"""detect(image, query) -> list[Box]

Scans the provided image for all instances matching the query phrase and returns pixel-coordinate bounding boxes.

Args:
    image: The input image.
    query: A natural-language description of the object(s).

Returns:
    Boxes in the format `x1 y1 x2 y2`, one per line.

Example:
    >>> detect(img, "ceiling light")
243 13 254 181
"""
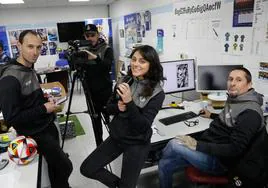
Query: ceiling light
69 0 89 1
0 0 24 4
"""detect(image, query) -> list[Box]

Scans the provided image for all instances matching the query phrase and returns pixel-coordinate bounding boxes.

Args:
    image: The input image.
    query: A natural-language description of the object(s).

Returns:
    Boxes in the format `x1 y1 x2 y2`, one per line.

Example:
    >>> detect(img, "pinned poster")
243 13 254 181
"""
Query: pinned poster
157 29 164 53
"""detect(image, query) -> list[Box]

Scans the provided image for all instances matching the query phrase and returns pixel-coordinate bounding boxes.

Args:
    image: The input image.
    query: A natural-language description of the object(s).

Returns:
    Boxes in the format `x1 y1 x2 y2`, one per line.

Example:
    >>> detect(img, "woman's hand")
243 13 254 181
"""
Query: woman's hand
116 83 132 104
118 100 126 112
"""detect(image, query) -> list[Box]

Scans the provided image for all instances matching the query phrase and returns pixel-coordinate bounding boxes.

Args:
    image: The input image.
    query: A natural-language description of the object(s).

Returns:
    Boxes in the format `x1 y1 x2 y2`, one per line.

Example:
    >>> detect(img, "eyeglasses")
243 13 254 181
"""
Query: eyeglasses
184 119 199 127
85 33 96 38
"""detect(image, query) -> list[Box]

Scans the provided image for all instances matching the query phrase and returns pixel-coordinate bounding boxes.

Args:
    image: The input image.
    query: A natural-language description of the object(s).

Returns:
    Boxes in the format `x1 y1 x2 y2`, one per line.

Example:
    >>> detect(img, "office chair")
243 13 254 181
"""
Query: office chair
185 126 268 188
185 166 228 188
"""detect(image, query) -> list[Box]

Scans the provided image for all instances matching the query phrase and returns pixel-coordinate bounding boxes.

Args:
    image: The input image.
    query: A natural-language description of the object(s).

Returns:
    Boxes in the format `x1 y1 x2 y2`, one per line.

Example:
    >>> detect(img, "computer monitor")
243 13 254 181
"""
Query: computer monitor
57 21 85 42
161 59 195 94
196 64 243 99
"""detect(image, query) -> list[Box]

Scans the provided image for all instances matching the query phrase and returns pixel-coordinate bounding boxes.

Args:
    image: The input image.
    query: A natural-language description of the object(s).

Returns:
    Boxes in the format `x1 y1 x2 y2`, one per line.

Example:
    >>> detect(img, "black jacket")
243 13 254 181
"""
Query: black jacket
84 38 113 103
0 60 54 135
107 79 165 145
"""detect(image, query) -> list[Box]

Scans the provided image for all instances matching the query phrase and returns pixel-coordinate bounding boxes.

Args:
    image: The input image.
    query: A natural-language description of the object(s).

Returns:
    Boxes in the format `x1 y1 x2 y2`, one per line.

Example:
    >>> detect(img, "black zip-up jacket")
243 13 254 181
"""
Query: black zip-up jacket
84 38 113 101
107 81 165 145
0 60 54 135
197 110 262 166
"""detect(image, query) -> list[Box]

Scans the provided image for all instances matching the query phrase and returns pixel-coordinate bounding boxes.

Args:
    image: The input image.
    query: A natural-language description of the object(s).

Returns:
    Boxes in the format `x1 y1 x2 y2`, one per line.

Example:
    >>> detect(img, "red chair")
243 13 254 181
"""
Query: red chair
185 166 229 188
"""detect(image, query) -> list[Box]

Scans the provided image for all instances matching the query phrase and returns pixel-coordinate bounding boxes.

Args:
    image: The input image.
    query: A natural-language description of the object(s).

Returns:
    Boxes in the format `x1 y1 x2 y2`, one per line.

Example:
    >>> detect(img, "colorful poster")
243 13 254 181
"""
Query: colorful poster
233 0 255 27
124 11 152 49
0 26 11 57
124 13 138 49
48 28 58 41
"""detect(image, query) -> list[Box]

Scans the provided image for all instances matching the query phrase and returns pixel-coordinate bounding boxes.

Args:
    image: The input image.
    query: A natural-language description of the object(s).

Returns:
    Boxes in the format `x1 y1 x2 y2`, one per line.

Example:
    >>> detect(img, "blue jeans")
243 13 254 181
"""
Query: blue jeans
158 139 227 188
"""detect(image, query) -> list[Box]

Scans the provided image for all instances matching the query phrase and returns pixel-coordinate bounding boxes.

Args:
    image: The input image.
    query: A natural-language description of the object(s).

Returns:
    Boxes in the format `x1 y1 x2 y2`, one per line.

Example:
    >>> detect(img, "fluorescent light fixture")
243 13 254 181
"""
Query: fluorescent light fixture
69 0 89 1
0 0 24 4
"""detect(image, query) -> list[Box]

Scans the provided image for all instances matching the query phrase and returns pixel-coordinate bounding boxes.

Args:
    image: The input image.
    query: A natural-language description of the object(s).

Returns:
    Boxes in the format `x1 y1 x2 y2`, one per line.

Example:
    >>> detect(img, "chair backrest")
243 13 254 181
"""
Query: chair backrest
228 127 268 186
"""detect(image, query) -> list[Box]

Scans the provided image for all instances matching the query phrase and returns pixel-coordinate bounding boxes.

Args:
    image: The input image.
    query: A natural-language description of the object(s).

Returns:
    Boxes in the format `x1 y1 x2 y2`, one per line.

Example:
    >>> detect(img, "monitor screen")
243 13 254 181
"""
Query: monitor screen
196 65 243 92
57 21 85 42
161 59 195 94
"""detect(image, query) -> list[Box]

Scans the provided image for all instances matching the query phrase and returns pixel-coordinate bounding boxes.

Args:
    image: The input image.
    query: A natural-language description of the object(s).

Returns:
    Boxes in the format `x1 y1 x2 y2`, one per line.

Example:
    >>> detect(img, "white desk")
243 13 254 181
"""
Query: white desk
151 101 215 144
0 152 39 188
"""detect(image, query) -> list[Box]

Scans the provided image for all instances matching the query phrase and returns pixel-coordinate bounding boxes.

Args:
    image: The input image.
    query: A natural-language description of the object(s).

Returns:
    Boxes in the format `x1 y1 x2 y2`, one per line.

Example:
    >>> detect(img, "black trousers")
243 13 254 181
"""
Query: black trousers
80 137 150 188
31 124 73 188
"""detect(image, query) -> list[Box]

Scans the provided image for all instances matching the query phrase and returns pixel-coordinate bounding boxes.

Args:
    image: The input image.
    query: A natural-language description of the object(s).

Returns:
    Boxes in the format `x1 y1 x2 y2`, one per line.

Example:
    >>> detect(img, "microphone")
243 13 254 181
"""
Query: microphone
115 75 134 100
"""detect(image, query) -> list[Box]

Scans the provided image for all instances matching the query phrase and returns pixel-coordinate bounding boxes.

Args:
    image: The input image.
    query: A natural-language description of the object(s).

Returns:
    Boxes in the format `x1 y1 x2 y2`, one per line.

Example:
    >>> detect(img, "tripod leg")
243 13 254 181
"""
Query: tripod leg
61 72 78 149
79 73 105 147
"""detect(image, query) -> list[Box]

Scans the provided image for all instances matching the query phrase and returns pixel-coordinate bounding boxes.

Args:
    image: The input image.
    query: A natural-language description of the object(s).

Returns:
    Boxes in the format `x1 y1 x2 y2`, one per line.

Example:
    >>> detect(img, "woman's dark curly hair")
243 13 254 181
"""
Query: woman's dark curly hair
128 45 165 97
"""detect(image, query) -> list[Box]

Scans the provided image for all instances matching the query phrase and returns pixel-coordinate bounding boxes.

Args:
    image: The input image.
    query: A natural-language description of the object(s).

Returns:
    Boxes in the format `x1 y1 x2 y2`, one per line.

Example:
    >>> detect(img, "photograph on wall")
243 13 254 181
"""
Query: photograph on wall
85 18 113 47
40 42 48 56
48 28 58 41
259 71 268 80
124 10 151 49
0 26 11 58
124 13 138 49
49 41 57 55
8 30 20 45
259 62 268 80
144 10 151 31
260 62 268 71
177 64 189 88
11 44 19 58
37 28 48 41
233 0 255 27
8 29 25 58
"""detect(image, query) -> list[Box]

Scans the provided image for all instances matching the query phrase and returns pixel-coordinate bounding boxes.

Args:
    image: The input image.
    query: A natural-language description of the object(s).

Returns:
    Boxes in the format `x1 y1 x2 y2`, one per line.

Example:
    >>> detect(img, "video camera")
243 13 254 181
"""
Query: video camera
65 40 92 70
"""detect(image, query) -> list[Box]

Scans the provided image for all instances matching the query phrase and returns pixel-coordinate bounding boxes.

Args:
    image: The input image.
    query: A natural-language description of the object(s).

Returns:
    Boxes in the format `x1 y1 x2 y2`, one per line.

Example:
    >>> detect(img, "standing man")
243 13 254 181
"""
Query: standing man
82 24 114 146
0 42 11 64
0 30 73 188
159 67 267 188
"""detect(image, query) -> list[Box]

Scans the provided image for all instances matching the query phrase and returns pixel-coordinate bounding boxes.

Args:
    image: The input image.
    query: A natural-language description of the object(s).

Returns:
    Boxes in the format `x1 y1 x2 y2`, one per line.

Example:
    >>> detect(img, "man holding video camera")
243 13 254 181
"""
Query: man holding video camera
81 24 114 146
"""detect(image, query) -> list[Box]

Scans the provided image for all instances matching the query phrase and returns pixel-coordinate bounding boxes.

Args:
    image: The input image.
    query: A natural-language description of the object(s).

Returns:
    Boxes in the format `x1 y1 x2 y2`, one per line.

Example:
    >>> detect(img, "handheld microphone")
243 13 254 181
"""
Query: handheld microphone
115 75 134 100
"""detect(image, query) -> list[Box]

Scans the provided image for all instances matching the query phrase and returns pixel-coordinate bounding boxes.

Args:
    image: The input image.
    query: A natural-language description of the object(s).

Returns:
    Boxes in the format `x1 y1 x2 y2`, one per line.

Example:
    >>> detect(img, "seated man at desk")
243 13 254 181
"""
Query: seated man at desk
0 30 72 188
158 67 267 188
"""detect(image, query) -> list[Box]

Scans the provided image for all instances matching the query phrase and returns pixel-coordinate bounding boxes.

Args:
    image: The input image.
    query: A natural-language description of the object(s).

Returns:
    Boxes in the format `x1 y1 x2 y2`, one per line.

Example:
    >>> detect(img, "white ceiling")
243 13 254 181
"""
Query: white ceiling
0 0 115 9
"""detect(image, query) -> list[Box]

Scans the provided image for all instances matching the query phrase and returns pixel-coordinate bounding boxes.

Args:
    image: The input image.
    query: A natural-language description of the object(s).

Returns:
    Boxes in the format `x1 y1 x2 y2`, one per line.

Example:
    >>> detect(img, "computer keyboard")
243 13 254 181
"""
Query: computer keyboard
159 111 198 126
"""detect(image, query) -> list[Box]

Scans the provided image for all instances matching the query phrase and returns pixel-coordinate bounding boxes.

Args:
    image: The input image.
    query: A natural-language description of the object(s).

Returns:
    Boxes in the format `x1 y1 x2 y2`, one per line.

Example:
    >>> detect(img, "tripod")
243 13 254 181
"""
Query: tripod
61 66 108 149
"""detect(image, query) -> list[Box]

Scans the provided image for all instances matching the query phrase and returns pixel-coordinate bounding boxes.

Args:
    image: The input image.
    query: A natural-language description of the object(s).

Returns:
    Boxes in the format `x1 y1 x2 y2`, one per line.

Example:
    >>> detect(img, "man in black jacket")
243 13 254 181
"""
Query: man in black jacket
81 24 114 146
0 30 72 188
158 67 266 188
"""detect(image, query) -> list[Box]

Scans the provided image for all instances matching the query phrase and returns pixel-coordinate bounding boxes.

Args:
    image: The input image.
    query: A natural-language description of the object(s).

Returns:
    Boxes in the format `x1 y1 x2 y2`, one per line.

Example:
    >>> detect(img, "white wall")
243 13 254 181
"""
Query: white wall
1 5 108 68
0 6 108 25
110 0 268 96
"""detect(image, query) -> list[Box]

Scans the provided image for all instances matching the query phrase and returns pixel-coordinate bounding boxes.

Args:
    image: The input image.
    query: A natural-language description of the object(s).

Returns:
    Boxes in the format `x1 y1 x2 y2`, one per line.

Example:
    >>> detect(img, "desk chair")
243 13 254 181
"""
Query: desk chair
185 126 268 188
185 166 228 188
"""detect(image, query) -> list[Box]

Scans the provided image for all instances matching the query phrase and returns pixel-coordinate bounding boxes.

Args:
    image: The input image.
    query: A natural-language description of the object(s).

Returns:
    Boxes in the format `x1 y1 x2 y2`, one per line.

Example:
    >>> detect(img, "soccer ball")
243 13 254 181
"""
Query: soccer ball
8 136 38 165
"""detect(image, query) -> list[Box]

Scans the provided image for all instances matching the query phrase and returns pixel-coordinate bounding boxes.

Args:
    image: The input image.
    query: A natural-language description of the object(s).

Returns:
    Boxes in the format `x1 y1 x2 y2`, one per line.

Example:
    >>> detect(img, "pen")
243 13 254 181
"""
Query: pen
213 28 218 37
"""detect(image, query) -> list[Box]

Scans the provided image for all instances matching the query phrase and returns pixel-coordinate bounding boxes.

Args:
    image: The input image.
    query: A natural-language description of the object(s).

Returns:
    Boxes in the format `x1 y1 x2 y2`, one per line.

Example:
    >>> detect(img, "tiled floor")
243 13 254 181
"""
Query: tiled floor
58 87 188 188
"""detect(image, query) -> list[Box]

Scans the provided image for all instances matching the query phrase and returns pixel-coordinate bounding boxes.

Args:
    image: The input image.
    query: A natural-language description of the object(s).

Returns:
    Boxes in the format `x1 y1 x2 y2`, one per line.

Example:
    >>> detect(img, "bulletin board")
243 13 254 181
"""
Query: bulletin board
114 0 268 94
